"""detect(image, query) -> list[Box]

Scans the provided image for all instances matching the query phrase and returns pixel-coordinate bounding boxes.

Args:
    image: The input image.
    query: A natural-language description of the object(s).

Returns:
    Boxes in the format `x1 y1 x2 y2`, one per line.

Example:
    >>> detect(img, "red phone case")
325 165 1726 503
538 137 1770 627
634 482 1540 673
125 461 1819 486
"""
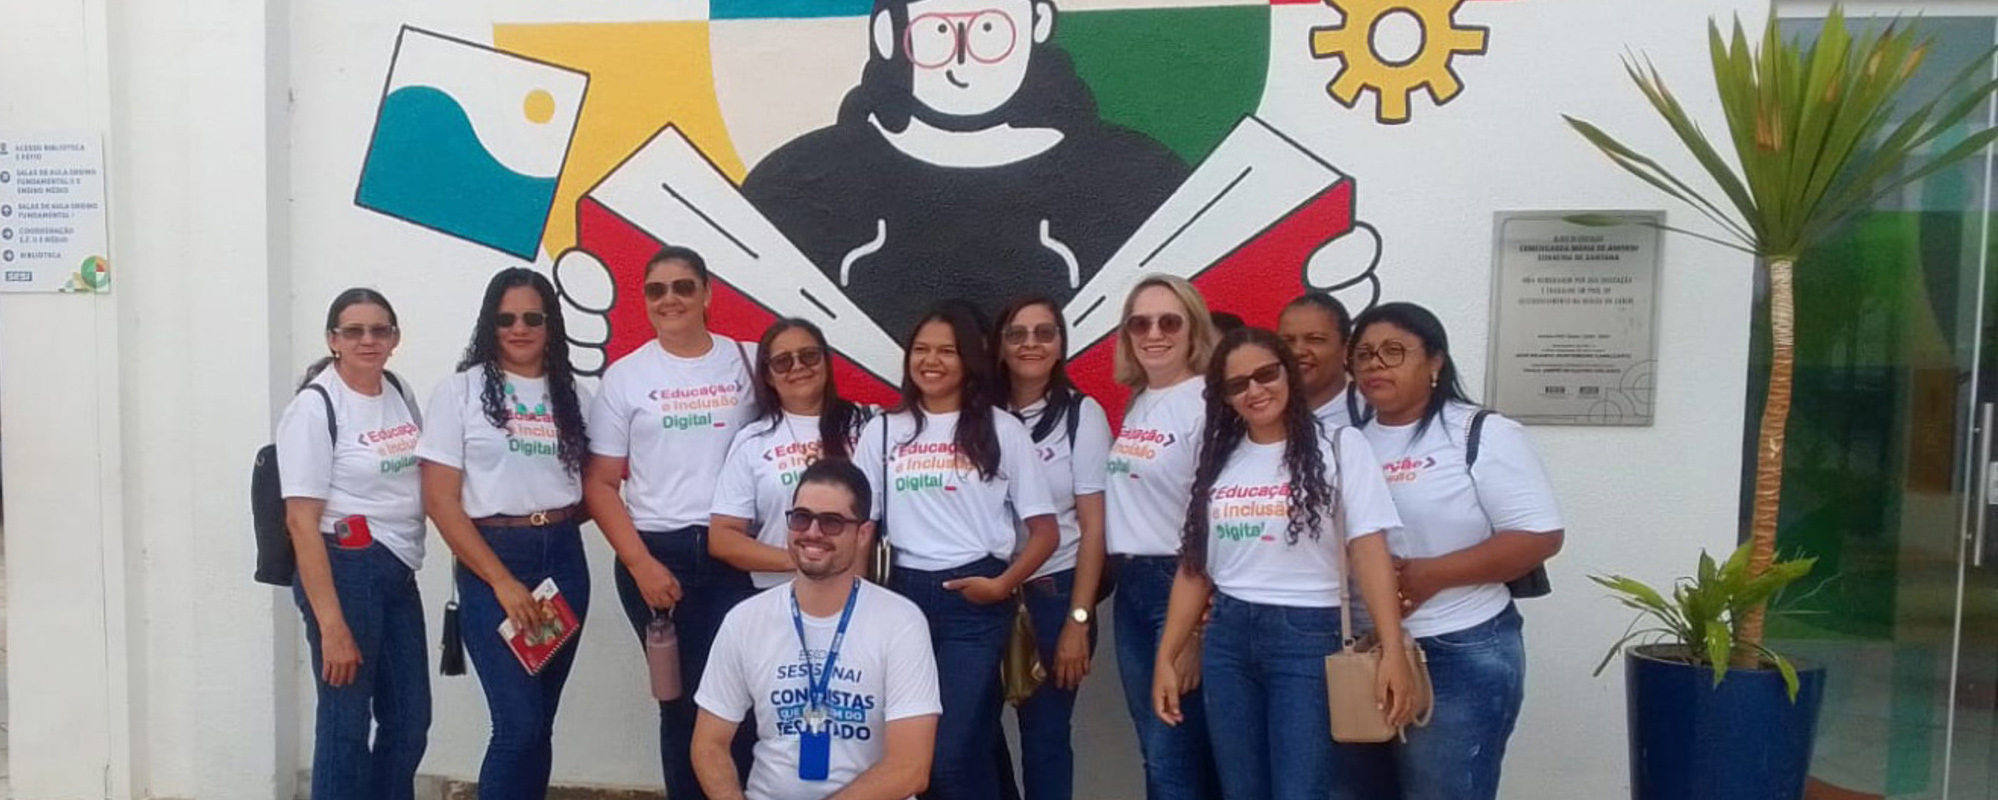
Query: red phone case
335 515 373 548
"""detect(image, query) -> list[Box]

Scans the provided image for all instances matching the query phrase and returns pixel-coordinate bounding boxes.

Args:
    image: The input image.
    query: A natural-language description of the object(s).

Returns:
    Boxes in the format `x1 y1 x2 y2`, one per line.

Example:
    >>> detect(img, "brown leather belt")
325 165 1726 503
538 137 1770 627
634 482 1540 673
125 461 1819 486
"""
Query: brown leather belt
475 504 586 528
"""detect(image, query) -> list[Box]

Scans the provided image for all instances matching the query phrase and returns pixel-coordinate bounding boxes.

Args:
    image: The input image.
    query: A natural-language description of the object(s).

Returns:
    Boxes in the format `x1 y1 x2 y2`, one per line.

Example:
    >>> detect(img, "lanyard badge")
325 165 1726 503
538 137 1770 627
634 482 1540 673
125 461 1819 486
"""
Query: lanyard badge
791 579 860 782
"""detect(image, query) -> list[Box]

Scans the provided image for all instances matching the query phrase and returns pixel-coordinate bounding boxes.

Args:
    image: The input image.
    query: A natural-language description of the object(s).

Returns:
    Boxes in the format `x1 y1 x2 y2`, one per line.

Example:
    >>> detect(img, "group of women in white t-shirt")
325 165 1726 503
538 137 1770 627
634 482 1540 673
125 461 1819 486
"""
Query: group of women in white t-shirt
275 248 1564 800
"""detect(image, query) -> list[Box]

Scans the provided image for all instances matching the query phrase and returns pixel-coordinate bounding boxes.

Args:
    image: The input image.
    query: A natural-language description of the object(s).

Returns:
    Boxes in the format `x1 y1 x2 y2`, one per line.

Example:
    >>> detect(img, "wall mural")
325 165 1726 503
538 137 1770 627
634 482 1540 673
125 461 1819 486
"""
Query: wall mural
350 0 1505 415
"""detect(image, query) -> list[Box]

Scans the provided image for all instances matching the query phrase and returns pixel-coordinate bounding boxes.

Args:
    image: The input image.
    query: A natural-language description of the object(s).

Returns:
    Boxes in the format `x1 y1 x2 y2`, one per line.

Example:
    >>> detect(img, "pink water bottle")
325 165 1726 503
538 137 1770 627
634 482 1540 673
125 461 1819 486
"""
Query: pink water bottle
647 614 683 702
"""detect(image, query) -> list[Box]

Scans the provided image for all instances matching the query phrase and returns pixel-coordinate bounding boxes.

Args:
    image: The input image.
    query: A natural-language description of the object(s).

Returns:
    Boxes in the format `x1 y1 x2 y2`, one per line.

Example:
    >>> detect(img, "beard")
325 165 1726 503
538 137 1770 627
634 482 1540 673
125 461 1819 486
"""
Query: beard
795 548 856 580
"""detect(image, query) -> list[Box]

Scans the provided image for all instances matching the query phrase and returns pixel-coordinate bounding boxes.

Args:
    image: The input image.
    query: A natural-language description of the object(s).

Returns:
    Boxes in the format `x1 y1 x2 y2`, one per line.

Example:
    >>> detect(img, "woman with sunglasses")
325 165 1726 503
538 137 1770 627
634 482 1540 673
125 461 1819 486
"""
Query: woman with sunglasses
417 269 591 800
990 296 1112 800
1104 275 1223 800
855 302 1062 800
1151 327 1412 800
1346 302 1564 800
710 318 870 588
276 288 428 800
584 246 761 799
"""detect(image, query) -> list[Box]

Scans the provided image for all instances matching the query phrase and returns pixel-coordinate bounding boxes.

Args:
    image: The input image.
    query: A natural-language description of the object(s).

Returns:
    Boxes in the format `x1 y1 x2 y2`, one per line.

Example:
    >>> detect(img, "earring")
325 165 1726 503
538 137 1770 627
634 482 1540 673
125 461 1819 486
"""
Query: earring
1429 374 1438 389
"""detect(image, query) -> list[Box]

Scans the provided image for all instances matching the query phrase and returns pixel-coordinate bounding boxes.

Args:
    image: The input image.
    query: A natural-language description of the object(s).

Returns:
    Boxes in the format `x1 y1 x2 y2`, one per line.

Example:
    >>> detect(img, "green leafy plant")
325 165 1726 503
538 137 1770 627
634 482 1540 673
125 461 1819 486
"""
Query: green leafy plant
1592 542 1817 699
1564 6 1998 667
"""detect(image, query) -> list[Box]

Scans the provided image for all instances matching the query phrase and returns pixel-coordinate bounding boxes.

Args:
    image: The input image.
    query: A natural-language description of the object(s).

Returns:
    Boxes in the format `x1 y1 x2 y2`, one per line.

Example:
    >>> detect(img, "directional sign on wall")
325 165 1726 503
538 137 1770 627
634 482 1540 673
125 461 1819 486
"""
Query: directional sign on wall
0 130 110 294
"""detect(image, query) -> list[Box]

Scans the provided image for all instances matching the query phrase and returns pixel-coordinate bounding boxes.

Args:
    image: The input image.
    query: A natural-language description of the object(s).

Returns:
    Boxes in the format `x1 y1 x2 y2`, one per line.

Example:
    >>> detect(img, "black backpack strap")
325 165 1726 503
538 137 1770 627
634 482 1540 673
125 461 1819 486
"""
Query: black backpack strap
383 371 422 426
302 384 337 442
1467 409 1492 467
1064 392 1084 446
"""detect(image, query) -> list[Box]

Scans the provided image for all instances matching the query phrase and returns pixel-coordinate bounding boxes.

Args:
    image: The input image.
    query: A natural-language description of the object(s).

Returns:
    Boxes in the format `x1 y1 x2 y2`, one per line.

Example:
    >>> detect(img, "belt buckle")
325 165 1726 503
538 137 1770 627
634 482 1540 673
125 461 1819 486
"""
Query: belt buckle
529 510 550 526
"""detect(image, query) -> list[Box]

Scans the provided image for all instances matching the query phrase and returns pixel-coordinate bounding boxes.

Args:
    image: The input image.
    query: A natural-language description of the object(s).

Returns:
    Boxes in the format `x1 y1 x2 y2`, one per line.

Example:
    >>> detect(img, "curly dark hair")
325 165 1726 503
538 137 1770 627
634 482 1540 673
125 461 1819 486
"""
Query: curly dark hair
895 301 1002 480
456 268 590 476
1179 327 1339 578
750 318 865 461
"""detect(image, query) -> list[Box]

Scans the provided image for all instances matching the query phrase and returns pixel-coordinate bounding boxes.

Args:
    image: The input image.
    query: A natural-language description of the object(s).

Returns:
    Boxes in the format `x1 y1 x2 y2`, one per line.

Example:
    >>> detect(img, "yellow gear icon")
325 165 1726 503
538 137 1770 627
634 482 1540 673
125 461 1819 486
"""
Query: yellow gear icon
1310 0 1490 125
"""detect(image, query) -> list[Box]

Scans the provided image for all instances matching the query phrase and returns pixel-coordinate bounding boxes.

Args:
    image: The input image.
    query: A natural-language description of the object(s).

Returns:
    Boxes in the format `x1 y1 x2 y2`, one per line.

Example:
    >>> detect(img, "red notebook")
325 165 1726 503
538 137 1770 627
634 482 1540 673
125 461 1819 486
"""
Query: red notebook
497 578 581 676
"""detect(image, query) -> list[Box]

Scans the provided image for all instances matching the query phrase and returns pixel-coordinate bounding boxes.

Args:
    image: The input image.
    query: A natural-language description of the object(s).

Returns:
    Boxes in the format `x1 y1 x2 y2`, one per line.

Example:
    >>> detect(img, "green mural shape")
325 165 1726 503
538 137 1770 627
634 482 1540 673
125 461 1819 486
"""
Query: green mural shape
1056 5 1269 165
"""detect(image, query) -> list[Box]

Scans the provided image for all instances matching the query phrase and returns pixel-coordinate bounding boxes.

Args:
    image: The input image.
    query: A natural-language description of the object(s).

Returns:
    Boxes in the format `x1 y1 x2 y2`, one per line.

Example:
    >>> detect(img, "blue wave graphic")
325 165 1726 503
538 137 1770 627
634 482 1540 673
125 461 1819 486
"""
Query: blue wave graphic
357 85 557 259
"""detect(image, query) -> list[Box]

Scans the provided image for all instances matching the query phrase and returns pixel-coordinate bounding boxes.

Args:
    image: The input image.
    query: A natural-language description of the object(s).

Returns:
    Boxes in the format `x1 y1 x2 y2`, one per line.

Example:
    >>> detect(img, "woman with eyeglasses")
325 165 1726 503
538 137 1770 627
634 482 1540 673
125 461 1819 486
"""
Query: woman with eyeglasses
1150 327 1412 800
276 288 428 800
989 296 1112 800
1104 275 1223 800
855 302 1062 800
709 318 870 588
416 269 591 800
584 246 762 799
1345 302 1564 800
1278 292 1358 428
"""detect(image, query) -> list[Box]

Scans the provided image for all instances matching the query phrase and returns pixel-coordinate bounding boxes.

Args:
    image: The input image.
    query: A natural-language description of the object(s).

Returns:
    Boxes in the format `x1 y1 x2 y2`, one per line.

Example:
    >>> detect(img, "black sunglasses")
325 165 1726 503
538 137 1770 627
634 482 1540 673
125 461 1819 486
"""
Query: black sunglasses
643 279 701 301
786 508 863 536
1002 323 1060 346
769 347 825 374
1222 363 1285 397
495 311 547 329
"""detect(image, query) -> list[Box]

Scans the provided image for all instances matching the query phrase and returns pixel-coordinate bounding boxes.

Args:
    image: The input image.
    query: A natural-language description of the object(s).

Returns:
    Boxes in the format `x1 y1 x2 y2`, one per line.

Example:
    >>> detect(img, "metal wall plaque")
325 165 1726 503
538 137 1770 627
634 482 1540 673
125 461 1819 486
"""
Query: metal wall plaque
1486 211 1662 426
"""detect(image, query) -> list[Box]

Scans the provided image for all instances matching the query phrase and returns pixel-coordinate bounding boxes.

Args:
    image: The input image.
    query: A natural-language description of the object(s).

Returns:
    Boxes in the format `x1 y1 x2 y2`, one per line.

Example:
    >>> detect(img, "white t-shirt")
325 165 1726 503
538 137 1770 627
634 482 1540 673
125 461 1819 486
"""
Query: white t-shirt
1361 402 1564 638
416 369 591 519
276 370 427 570
1009 395 1112 579
1105 377 1206 557
697 581 942 800
587 336 760 531
712 411 867 589
855 408 1057 571
1314 386 1355 429
1204 426 1402 608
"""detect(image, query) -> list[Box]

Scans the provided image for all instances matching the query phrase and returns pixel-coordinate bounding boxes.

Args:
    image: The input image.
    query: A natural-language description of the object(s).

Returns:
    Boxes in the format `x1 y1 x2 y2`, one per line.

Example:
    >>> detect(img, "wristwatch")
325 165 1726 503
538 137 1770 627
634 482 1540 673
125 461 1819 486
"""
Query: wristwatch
1069 606 1092 625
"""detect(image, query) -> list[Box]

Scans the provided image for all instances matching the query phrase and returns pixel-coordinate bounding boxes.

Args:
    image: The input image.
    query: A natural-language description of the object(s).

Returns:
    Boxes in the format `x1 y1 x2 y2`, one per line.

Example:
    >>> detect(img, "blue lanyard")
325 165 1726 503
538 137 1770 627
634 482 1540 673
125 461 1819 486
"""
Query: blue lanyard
790 578 861 718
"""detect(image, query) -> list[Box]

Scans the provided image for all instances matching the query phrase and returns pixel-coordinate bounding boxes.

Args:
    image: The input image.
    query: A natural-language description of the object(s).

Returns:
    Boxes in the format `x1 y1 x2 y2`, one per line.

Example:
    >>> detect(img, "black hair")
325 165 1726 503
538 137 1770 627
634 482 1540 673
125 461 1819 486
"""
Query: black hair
751 318 864 462
455 268 591 476
300 287 400 389
1210 311 1245 334
840 0 1097 135
992 295 1079 442
1179 327 1338 578
646 246 710 285
896 302 1003 480
797 458 875 521
1349 301 1472 440
1284 291 1352 343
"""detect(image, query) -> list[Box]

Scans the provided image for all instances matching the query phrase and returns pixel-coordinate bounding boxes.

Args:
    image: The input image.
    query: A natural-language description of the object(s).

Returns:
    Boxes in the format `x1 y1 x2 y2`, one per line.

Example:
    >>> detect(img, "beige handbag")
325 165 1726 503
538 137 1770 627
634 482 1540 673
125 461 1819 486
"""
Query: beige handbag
1324 434 1435 743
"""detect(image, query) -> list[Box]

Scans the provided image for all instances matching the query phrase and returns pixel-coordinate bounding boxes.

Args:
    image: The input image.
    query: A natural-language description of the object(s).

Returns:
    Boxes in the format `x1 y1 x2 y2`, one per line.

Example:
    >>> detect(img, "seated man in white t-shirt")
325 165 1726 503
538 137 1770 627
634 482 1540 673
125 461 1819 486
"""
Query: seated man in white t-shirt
693 459 941 800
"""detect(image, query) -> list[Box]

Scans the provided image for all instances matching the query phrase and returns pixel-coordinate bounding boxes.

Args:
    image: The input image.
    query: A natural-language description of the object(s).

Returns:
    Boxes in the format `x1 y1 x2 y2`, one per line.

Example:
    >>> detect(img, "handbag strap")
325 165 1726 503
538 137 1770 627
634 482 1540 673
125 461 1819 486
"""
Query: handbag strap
878 415 890 543
1328 428 1359 649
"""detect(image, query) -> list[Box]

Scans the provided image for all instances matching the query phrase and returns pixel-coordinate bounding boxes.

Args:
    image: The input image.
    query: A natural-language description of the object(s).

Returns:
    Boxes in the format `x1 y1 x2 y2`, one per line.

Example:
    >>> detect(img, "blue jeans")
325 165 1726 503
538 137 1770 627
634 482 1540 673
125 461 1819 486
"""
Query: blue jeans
891 557 1012 800
996 569 1098 800
294 538 432 800
458 520 591 800
1111 556 1220 800
1338 604 1526 800
614 527 756 800
1201 594 1357 800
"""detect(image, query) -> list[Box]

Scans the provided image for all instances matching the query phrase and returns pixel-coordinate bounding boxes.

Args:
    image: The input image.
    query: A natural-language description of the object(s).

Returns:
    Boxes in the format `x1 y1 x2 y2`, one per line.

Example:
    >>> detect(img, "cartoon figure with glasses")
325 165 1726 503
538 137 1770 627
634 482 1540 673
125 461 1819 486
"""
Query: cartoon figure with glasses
738 0 1189 346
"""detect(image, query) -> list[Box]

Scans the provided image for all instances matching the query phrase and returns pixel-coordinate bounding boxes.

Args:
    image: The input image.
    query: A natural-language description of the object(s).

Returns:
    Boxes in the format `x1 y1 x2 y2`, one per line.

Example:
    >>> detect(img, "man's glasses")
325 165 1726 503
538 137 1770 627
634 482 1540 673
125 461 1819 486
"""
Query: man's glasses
1222 363 1284 397
1002 323 1059 346
643 279 701 301
1351 342 1411 369
333 324 398 341
1123 313 1185 337
769 348 825 375
495 312 546 329
786 509 863 536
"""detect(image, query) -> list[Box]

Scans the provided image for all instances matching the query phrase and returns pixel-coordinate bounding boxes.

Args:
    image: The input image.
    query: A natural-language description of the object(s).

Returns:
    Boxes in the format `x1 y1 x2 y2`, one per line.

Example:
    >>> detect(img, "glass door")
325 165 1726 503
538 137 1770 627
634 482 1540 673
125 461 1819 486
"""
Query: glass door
1768 10 1998 798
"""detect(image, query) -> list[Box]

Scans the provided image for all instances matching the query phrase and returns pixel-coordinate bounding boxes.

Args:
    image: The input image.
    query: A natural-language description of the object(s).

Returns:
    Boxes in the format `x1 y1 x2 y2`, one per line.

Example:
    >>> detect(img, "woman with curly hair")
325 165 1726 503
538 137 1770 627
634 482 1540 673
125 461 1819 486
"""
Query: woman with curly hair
417 268 593 800
1150 327 1413 800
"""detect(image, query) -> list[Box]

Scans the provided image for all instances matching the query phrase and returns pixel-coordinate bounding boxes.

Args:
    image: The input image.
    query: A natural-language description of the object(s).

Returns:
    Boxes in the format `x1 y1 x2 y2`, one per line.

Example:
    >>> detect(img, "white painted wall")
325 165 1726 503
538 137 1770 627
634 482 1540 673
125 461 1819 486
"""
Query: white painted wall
0 0 1761 797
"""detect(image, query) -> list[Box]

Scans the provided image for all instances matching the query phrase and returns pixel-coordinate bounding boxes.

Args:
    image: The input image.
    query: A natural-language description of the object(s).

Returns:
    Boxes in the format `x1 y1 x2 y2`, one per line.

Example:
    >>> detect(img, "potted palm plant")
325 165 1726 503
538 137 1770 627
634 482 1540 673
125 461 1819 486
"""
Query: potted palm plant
1565 6 1998 799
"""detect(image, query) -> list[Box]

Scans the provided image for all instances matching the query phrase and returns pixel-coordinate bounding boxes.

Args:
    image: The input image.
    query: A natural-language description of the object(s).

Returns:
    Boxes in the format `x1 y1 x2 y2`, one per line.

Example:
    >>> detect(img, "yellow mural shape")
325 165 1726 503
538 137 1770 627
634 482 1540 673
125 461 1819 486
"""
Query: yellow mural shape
493 22 746 258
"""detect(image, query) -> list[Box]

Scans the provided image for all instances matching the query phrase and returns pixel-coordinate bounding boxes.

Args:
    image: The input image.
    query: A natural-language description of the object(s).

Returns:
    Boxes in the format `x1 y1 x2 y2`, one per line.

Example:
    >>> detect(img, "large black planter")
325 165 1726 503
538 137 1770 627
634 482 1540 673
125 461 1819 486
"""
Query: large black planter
1625 644 1827 800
